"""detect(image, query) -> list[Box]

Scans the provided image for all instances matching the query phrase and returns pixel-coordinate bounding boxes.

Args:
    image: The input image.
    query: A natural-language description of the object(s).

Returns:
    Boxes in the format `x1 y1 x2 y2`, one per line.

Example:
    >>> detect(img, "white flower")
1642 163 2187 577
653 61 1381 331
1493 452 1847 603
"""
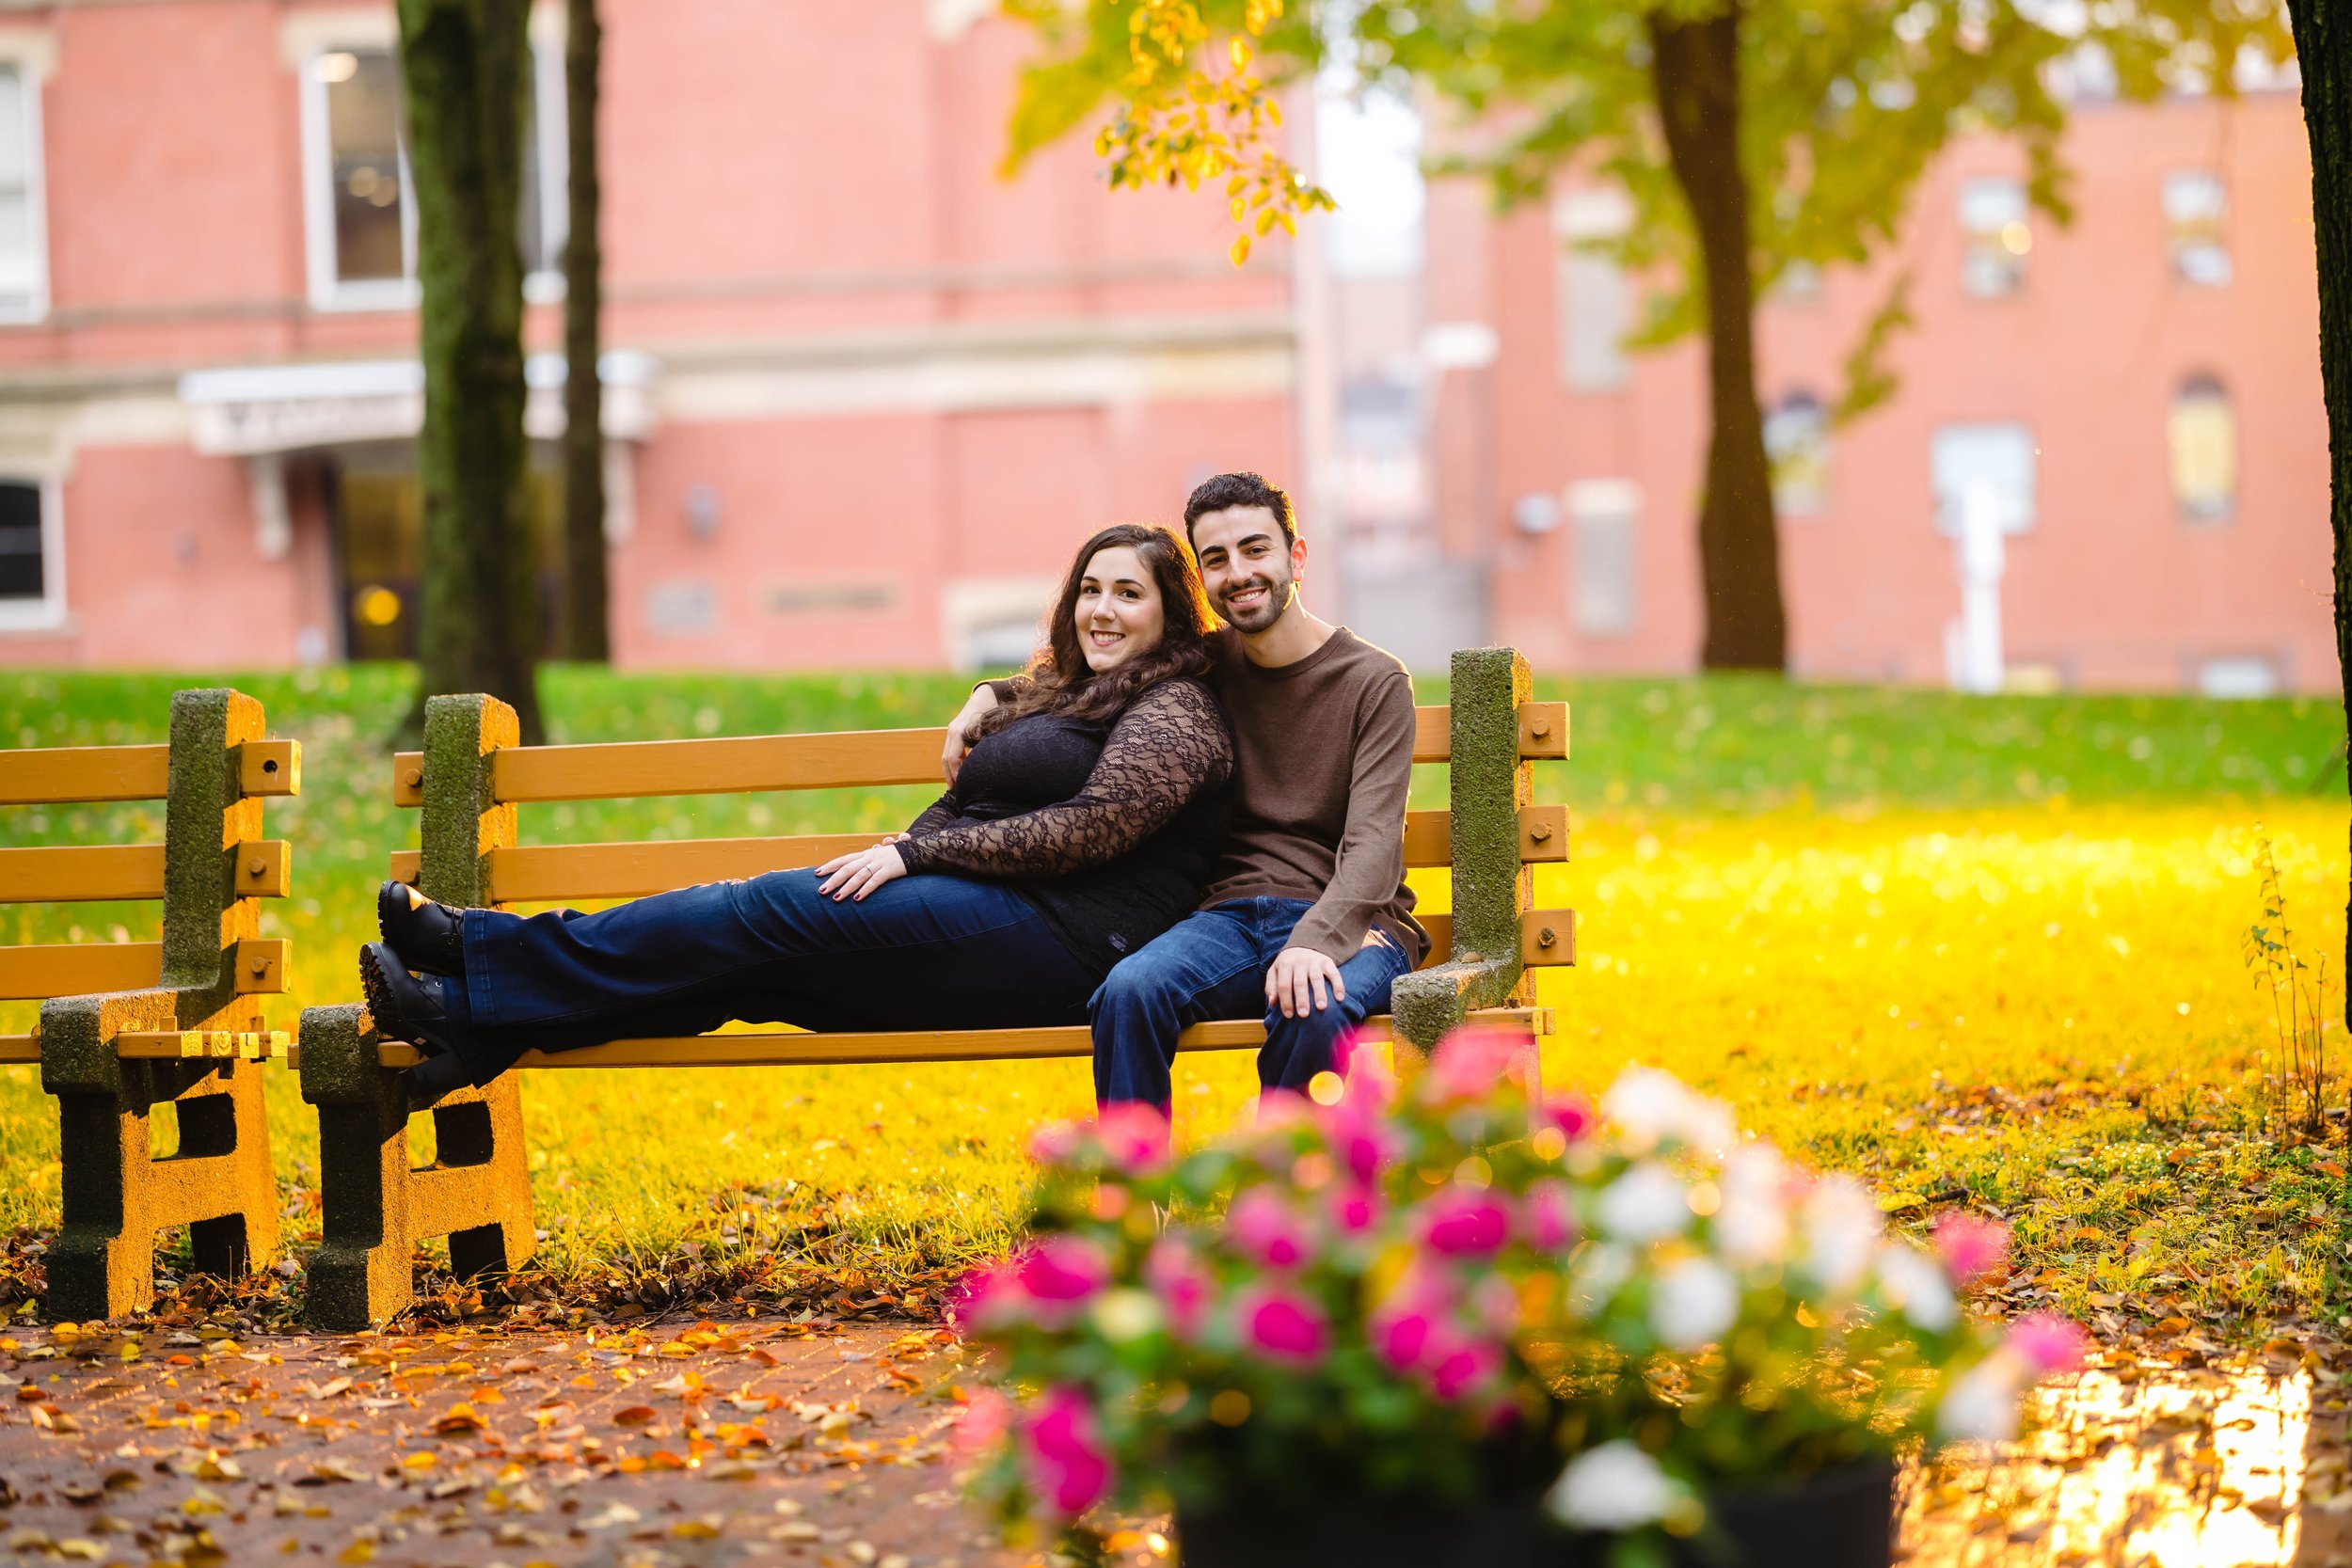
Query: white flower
1601 1068 1735 1157
1935 1354 2024 1443
1876 1243 1958 1332
1651 1257 1740 1350
1546 1440 1679 1531
1798 1175 1883 1293
1597 1162 1692 1242
1713 1147 1792 1267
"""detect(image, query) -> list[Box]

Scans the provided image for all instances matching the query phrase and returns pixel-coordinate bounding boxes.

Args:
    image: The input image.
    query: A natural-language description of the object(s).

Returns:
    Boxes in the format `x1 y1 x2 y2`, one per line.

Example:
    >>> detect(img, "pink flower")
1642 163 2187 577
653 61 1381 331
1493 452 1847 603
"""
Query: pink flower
1329 1026 1368 1081
1425 1334 1503 1402
1329 1184 1381 1236
1540 1093 1596 1142
1422 1022 1536 1104
1013 1234 1107 1325
949 1386 1013 1461
1143 1237 1216 1338
1318 1101 1397 1187
1230 1187 1316 1270
1522 1180 1578 1251
1369 1271 1453 1371
1932 1212 2010 1287
1028 1120 1085 1165
948 1261 1017 1332
1023 1386 1113 1516
1094 1101 1172 1172
1236 1285 1329 1366
1419 1188 1512 1258
2007 1312 2090 1376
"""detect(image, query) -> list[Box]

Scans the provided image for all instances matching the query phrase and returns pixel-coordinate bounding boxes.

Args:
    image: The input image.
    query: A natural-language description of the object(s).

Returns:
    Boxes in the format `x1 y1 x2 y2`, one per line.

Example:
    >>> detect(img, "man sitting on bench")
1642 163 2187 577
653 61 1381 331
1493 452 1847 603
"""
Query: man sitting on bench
946 472 1424 1114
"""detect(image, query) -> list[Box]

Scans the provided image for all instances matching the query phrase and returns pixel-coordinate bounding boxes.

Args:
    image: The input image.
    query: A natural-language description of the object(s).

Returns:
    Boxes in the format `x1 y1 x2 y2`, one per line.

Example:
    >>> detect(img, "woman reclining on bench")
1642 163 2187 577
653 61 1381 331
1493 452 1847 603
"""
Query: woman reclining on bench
360 521 1235 1102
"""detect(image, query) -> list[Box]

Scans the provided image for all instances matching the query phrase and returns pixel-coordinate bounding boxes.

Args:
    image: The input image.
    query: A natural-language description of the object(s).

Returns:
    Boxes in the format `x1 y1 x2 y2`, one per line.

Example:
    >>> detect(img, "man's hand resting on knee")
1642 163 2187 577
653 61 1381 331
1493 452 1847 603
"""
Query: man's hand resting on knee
1266 946 1345 1020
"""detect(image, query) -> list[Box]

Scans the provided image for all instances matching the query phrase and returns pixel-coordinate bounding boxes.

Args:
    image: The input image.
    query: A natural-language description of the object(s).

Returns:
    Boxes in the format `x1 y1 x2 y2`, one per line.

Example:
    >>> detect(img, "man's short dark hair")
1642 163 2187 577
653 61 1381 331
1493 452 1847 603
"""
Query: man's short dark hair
1184 471 1296 547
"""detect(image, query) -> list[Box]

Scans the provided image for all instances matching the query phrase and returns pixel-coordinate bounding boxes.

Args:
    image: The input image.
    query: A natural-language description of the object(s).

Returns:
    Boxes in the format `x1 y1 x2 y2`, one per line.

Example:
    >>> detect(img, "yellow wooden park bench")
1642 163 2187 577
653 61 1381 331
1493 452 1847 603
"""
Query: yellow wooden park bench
294 647 1572 1328
0 690 299 1319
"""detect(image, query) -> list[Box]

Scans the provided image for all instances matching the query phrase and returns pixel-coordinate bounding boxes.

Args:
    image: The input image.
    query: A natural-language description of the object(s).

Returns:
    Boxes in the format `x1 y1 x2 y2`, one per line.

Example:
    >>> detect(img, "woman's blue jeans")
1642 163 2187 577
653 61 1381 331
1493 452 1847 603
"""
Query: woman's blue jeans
1088 897 1414 1112
431 869 1096 1083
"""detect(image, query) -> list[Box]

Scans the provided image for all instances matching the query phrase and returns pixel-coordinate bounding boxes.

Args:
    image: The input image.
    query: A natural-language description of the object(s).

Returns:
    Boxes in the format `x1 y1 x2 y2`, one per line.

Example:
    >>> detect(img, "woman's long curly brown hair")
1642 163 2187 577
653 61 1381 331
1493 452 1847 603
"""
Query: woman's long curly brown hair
969 522 1218 741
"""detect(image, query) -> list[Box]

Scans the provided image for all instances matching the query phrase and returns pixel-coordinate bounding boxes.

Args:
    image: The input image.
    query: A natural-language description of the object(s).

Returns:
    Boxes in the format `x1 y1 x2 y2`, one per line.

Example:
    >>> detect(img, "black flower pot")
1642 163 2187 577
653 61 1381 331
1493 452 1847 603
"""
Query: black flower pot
1174 1459 1896 1568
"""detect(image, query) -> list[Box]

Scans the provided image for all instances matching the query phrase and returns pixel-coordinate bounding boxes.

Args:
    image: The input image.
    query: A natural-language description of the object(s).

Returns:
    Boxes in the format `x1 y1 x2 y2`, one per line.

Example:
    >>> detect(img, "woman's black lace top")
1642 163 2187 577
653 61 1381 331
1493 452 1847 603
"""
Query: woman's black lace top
894 676 1233 978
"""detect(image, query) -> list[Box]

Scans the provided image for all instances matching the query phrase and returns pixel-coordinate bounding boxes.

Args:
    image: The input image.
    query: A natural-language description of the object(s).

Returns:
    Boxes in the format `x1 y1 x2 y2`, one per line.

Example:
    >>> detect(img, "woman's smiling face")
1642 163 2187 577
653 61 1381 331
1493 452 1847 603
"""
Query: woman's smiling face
1073 545 1167 673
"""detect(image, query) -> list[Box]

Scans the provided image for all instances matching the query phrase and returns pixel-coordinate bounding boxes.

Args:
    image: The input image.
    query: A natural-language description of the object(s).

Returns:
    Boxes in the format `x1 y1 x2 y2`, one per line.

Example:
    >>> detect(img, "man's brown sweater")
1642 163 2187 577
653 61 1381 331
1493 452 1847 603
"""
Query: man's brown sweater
1201 626 1428 967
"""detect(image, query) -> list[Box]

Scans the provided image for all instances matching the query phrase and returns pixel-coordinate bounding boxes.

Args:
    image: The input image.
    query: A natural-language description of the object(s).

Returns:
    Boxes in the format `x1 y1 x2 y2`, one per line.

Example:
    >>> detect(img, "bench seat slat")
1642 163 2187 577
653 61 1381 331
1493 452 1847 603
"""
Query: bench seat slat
0 744 171 807
0 1034 36 1064
356 1007 1554 1071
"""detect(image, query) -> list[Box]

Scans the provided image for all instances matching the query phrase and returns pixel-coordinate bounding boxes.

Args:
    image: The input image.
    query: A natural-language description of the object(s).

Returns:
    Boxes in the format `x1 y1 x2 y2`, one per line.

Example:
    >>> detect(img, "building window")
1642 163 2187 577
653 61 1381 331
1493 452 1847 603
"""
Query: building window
1764 390 1830 515
1959 178 2029 297
1931 422 2036 536
2168 374 2236 522
0 62 47 321
2163 171 2231 286
302 43 565 309
1568 480 1639 636
0 480 63 629
1553 191 1630 391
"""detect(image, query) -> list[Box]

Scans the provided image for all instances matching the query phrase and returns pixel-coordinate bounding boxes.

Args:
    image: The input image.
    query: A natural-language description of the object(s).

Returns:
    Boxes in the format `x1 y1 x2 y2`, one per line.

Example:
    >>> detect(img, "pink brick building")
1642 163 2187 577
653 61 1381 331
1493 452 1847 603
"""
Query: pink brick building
0 1 1295 671
1394 84 2331 693
0 3 2328 694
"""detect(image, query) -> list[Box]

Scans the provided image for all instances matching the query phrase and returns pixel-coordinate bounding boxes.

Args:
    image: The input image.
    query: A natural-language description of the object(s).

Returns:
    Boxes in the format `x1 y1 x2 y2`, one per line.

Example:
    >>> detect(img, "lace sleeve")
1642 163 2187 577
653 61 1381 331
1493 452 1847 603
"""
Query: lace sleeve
896 679 1232 880
902 792 961 837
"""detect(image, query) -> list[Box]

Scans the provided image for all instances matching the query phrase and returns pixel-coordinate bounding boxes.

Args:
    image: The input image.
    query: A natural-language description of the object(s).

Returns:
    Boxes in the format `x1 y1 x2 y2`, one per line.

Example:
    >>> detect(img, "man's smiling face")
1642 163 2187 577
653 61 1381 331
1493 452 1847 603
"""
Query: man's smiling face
1189 504 1302 634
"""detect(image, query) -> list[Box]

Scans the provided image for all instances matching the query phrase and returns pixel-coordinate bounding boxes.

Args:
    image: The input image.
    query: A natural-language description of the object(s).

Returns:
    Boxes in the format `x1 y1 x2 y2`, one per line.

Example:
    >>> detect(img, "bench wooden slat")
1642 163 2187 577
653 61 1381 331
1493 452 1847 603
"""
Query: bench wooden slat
1415 910 1577 969
355 1006 1555 1071
0 844 165 903
389 702 1572 808
0 942 162 1000
0 1034 36 1064
0 745 171 806
382 809 1576 905
114 1030 293 1061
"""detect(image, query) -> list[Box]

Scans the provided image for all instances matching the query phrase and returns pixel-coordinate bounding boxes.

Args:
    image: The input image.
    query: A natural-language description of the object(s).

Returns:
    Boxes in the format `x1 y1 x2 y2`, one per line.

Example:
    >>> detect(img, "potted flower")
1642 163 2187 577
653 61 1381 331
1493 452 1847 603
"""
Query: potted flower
956 1023 2082 1567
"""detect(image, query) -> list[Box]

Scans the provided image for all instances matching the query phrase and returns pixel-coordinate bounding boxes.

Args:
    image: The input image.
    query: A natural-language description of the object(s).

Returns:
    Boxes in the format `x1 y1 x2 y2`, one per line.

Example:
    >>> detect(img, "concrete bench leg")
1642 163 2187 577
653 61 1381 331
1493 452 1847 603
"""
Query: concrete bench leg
299 1003 535 1331
41 994 280 1322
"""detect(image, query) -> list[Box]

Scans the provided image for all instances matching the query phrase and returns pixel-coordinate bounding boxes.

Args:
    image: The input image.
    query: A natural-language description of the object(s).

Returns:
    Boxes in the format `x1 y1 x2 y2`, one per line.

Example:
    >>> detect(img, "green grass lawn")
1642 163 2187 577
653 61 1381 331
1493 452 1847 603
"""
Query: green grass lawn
0 665 2344 1340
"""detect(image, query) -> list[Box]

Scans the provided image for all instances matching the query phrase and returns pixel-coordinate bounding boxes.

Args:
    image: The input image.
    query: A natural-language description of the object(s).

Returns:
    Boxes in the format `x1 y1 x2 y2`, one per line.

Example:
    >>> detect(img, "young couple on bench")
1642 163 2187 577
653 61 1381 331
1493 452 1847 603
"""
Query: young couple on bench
359 470 1425 1119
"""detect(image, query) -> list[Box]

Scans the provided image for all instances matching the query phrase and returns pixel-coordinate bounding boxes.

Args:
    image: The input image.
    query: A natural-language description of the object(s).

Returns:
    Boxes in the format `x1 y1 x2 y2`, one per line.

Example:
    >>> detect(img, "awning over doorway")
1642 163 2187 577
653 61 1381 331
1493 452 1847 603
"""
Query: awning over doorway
175 351 660 456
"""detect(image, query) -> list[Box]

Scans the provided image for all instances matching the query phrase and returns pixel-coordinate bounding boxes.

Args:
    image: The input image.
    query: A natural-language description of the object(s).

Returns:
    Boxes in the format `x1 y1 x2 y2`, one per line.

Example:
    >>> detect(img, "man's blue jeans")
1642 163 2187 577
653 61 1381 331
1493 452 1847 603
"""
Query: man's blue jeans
1089 897 1415 1110
431 868 1097 1085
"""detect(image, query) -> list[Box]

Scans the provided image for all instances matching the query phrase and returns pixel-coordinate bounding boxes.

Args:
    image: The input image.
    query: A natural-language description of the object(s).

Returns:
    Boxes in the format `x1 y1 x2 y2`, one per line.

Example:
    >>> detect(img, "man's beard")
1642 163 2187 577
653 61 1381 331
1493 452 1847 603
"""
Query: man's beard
1217 573 1291 632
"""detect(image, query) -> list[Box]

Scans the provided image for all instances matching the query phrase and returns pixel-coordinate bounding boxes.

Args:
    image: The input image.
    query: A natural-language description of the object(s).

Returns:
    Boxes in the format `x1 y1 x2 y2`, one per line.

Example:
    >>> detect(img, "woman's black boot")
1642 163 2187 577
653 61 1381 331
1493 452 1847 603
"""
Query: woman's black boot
377 880 466 977
402 1052 474 1109
358 942 469 1059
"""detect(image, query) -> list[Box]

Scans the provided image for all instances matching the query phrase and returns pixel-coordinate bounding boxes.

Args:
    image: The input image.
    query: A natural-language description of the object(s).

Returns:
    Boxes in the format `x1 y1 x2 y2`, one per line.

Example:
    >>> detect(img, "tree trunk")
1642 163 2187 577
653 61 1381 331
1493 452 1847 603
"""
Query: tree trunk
561 0 609 661
1647 1 1788 672
2287 0 2352 1064
400 0 545 743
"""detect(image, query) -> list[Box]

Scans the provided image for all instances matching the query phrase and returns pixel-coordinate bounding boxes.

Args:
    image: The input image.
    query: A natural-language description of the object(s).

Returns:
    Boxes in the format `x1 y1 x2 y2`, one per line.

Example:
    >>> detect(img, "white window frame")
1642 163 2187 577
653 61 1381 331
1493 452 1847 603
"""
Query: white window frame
299 36 567 313
0 477 68 632
0 38 55 327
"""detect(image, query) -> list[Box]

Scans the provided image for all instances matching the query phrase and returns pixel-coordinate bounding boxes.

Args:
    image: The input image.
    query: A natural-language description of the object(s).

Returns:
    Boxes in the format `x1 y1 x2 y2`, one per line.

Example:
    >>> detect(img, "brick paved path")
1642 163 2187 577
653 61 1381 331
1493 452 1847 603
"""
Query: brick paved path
0 1316 2343 1568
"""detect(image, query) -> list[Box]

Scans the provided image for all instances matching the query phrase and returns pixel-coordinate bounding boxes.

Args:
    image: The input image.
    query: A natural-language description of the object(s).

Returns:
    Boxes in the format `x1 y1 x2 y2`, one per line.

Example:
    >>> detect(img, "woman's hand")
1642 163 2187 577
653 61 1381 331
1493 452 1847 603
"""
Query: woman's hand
943 685 1001 786
816 843 909 902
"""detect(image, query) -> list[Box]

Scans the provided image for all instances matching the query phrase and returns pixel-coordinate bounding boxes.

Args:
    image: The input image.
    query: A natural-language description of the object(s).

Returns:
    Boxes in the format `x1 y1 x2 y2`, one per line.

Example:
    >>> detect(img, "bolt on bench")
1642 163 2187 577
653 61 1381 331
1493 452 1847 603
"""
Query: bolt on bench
296 647 1572 1329
0 689 299 1319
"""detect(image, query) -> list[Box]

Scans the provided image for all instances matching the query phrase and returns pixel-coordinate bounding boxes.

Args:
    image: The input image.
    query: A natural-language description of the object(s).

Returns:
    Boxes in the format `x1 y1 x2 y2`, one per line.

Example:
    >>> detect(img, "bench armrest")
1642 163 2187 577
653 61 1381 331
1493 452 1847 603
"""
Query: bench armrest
1389 957 1525 1056
295 1004 384 1107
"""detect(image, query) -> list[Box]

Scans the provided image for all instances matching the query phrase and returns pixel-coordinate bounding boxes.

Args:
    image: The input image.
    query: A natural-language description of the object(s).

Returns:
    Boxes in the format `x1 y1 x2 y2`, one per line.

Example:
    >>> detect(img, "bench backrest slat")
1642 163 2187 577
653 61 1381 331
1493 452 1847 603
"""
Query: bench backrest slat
0 745 171 806
388 702 1571 809
0 942 162 1000
0 844 167 904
